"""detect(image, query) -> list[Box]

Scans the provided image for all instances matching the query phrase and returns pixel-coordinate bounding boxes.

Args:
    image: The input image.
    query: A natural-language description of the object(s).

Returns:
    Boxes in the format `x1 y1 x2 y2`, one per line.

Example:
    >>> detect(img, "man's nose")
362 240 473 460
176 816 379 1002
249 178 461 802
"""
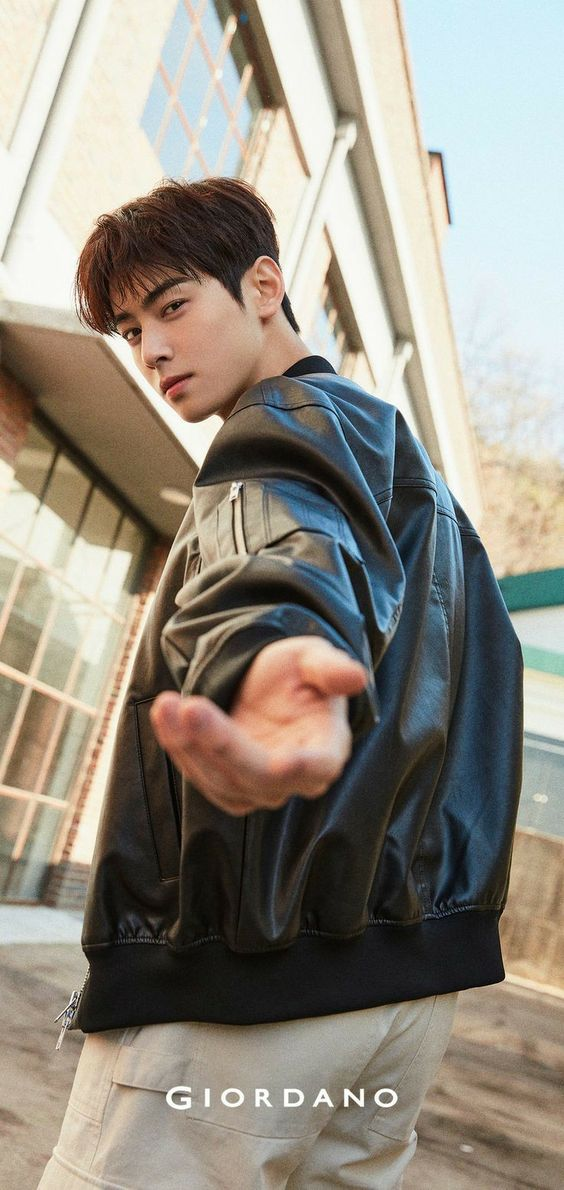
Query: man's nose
141 327 172 370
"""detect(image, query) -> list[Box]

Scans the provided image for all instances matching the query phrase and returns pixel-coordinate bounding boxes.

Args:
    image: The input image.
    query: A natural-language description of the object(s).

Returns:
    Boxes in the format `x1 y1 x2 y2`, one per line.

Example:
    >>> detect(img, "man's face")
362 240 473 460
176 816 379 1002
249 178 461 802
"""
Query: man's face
110 265 266 422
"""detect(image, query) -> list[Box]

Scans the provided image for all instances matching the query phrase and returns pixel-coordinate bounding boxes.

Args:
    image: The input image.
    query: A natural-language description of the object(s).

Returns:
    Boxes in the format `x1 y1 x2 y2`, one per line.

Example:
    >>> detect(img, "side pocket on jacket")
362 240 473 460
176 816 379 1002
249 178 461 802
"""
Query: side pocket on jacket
133 696 182 882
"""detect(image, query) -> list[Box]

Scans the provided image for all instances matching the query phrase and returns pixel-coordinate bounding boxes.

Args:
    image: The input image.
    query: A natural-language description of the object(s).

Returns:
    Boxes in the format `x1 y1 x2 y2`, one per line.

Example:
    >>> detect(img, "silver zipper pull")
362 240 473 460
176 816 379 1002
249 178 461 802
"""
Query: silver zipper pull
54 989 81 1049
54 967 90 1050
229 481 243 501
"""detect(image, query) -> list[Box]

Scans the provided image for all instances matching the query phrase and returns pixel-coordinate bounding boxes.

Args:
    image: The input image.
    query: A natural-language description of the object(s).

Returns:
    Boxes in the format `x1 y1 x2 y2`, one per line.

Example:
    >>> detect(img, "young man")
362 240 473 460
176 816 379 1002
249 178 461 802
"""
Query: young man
39 177 523 1189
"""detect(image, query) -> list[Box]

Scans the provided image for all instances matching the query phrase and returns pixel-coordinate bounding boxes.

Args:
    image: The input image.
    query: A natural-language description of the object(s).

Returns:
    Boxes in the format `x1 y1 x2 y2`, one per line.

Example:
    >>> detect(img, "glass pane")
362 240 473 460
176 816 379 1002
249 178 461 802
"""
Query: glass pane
201 0 226 60
65 488 122 597
220 50 241 106
518 736 564 838
311 297 346 371
141 69 169 144
0 422 55 549
0 673 25 756
4 803 65 902
98 516 146 612
71 610 123 706
179 37 211 128
3 690 61 792
201 91 228 167
161 0 191 79
0 540 20 610
35 587 91 692
0 796 29 899
236 95 253 140
42 706 93 803
221 135 244 177
160 108 191 176
0 564 57 674
187 158 206 181
27 454 90 571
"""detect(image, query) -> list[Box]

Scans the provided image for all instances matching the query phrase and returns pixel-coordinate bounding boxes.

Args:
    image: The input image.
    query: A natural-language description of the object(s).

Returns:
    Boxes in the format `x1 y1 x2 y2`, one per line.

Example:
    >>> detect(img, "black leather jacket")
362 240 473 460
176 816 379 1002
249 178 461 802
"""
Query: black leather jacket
70 370 523 1034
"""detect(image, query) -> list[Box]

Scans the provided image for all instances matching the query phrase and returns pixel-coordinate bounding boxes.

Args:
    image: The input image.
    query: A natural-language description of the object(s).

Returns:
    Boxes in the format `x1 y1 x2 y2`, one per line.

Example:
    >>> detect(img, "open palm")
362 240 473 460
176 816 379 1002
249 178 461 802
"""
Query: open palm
150 636 368 815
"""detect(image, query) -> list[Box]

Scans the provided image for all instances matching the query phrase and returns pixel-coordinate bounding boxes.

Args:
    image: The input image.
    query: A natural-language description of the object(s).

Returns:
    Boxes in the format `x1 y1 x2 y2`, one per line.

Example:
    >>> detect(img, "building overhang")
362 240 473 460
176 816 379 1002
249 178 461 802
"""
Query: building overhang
0 301 220 538
498 568 564 612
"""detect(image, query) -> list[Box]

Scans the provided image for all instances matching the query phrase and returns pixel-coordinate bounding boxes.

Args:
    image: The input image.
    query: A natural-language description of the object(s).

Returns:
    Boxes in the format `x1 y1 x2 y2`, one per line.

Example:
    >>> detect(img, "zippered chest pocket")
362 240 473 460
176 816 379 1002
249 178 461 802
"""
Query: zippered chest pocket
214 478 360 560
229 480 246 552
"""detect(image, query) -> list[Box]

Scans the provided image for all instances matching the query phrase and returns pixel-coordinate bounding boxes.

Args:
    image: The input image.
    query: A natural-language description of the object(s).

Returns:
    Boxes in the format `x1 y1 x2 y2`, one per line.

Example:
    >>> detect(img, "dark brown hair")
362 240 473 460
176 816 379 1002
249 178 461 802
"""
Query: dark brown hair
73 176 300 334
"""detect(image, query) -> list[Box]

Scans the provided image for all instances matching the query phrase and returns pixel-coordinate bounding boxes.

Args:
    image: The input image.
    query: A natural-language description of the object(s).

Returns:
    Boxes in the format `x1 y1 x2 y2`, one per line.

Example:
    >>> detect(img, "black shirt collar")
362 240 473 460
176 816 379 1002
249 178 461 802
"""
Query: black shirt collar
282 354 337 379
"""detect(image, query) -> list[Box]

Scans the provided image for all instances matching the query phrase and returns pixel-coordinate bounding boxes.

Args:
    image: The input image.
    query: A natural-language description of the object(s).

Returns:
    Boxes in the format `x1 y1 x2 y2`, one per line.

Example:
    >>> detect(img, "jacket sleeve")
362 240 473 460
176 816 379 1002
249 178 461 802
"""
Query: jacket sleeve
159 390 405 739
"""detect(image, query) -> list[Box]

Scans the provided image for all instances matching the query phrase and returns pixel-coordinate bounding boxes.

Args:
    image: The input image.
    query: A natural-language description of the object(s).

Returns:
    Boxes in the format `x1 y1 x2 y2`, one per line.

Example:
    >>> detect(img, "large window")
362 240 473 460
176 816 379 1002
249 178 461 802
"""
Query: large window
141 0 273 181
517 732 564 839
308 273 361 377
309 279 350 372
0 419 152 902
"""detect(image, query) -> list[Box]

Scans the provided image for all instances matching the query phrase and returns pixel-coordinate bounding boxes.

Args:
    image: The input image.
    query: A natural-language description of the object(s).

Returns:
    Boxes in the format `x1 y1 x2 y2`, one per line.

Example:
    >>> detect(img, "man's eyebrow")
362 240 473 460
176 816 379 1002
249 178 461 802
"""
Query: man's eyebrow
113 276 192 326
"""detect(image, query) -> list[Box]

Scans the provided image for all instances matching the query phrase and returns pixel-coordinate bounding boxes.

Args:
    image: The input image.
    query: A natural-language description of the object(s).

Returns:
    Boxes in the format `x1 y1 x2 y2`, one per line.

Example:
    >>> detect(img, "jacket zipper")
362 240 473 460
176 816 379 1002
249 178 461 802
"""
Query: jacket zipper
229 481 246 552
54 965 90 1050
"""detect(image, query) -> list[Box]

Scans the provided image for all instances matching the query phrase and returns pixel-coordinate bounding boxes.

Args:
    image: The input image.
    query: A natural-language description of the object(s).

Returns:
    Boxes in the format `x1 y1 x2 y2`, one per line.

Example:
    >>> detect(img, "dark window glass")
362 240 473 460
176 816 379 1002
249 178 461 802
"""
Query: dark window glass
0 422 55 550
27 455 90 571
4 689 61 792
41 706 94 803
0 565 50 673
0 796 29 899
517 734 564 838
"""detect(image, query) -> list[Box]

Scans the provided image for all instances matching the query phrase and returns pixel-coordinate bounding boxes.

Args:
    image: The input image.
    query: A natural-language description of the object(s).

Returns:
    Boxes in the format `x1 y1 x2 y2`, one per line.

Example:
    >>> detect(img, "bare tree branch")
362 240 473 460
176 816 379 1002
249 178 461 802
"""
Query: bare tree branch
458 302 564 575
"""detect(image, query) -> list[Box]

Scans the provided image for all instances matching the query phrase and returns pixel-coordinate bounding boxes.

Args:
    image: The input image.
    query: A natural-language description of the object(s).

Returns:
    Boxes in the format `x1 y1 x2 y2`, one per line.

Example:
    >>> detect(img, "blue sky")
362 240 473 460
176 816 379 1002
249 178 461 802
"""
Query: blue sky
402 1 564 386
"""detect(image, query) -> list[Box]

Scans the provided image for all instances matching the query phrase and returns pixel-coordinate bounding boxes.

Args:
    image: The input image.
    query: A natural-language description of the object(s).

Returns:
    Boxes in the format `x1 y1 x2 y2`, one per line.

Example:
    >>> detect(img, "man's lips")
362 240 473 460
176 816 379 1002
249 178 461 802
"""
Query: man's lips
160 374 193 398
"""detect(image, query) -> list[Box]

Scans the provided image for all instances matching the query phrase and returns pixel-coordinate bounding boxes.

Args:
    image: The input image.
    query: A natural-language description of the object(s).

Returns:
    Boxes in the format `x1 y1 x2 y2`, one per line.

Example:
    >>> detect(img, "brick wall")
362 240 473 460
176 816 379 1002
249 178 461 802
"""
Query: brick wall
48 0 177 251
0 366 34 468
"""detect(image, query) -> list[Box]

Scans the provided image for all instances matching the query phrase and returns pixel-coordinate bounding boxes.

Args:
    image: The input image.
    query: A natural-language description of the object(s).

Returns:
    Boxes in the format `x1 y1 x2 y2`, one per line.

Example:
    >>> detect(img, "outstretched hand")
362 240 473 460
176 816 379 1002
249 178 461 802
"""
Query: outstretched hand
149 636 369 816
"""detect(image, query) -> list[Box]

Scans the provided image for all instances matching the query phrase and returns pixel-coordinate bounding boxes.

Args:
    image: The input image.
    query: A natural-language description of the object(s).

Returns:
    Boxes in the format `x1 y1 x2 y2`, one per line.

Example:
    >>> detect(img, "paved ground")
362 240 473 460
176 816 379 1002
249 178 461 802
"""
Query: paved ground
0 911 563 1189
402 979 564 1189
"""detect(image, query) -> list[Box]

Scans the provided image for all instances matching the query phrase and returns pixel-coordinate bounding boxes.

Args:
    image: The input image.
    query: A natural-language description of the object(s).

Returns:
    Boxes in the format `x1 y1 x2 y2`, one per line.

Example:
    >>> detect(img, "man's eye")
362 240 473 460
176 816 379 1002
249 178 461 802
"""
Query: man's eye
164 299 185 314
122 327 140 342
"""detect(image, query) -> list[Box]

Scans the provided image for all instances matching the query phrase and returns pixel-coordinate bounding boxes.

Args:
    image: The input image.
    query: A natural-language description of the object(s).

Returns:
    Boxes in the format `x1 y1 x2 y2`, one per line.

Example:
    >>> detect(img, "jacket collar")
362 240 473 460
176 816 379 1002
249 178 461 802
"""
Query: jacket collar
283 354 337 379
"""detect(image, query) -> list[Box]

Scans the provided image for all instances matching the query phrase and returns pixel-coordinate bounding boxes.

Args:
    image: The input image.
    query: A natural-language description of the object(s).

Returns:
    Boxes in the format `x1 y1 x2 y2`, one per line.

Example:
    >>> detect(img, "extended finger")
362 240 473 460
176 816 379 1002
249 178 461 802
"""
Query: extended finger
185 719 347 799
165 740 293 816
184 764 259 816
172 729 288 814
151 692 352 800
151 694 287 792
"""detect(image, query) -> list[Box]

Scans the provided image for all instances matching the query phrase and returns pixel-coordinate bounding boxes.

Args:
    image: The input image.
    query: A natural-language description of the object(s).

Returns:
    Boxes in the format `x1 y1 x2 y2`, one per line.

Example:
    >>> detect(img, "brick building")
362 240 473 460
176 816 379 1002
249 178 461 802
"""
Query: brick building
0 0 482 909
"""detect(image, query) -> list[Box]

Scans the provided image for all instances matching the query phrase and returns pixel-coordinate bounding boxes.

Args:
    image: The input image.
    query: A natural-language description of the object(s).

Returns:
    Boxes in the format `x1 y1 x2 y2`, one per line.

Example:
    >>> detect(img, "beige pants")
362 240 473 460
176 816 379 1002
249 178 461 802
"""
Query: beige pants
38 992 458 1190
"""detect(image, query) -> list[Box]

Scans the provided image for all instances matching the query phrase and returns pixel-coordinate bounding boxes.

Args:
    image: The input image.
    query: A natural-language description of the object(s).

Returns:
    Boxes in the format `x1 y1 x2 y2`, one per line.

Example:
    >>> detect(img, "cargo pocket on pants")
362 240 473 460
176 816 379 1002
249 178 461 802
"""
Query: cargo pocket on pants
87 1032 207 1187
367 992 458 1142
48 1029 132 1180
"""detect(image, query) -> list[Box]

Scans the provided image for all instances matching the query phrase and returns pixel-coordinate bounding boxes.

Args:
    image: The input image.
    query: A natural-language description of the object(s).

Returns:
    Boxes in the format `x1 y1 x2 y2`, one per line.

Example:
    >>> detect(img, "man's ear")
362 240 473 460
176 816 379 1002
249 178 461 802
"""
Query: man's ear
250 256 286 318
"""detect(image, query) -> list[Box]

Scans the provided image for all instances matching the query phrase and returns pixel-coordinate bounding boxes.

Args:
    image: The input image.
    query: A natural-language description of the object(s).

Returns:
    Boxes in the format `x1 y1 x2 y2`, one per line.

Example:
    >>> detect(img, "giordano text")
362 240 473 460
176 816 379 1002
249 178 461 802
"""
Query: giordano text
166 1086 398 1110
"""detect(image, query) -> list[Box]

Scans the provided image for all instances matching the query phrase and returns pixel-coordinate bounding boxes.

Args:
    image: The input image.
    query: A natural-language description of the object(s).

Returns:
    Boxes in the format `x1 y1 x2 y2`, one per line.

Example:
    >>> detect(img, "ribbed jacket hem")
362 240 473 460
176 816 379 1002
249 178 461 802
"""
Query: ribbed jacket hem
72 909 504 1033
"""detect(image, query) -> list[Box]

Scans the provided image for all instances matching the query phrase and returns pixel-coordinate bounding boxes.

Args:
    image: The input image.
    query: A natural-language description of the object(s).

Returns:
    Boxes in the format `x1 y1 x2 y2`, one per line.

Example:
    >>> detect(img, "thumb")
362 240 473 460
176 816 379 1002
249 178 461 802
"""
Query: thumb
298 640 369 697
